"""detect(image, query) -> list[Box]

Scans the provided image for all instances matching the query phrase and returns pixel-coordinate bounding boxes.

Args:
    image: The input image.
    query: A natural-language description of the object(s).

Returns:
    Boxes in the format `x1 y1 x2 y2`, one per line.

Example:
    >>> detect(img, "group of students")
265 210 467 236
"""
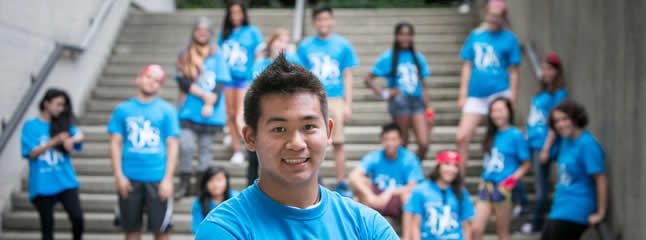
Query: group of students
19 0 608 240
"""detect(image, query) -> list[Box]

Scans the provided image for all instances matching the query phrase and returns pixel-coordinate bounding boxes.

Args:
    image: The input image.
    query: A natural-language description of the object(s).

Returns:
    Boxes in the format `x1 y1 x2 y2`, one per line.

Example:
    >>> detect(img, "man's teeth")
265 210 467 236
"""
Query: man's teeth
283 158 308 164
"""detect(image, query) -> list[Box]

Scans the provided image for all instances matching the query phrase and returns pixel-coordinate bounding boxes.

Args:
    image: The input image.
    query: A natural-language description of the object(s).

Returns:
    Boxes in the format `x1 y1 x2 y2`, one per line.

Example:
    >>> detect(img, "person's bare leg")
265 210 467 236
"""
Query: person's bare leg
334 143 345 182
235 88 247 138
494 203 513 240
455 113 483 174
225 89 241 152
411 114 430 161
471 202 492 240
154 233 169 240
352 177 379 207
394 115 412 147
125 232 141 240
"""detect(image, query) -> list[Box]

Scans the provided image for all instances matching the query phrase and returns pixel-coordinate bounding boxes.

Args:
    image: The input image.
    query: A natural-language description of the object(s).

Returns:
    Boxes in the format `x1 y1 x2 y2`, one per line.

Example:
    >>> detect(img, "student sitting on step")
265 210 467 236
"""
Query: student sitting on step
108 64 180 240
191 165 238 234
348 123 424 219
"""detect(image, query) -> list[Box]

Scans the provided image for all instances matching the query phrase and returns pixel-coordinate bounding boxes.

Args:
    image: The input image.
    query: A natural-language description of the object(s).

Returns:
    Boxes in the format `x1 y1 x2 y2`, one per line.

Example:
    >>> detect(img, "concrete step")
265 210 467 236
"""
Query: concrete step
133 9 463 18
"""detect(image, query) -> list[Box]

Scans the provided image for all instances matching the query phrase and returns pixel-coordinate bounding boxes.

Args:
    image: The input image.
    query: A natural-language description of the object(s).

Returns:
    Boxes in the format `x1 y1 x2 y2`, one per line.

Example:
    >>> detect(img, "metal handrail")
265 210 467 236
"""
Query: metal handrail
524 42 542 80
0 0 115 155
292 0 306 43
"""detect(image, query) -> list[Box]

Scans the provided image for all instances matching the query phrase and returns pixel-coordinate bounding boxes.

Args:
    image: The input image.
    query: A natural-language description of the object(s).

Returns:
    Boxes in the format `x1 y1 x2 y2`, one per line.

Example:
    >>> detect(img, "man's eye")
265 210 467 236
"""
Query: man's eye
272 127 286 133
304 124 317 131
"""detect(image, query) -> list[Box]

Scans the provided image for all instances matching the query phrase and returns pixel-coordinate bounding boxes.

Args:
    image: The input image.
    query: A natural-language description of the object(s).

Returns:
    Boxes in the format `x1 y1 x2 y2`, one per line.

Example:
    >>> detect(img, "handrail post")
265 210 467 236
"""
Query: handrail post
524 42 542 80
292 0 306 43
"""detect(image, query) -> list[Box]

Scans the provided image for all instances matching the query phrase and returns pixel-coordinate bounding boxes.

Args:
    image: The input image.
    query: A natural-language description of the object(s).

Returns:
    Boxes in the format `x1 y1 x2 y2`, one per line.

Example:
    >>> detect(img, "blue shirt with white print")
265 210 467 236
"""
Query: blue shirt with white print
195 182 398 239
178 51 231 126
549 130 605 224
297 34 359 98
460 29 521 97
252 51 301 79
404 180 475 240
191 190 240 234
359 146 424 192
218 25 264 81
372 49 431 97
526 88 568 150
21 118 82 200
107 97 180 182
481 127 530 183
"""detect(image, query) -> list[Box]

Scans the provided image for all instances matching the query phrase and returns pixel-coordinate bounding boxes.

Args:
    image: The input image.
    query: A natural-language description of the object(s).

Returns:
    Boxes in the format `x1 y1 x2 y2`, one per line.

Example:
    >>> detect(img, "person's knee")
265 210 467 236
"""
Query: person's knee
455 131 472 146
179 140 195 154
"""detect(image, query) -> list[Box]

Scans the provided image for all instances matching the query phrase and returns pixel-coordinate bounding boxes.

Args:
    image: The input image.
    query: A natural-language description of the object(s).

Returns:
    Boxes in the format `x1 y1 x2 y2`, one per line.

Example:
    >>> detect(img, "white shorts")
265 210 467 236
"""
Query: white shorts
462 90 512 115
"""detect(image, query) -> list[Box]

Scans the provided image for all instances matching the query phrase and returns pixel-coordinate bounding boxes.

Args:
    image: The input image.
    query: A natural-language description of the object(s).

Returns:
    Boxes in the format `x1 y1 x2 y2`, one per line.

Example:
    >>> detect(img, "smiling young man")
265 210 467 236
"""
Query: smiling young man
195 54 397 239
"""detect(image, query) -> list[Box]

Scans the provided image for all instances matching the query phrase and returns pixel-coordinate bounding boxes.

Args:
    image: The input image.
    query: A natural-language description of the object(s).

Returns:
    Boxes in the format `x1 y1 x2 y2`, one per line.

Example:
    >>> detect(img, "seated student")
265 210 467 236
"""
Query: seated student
191 166 238 234
195 54 397 239
349 123 424 218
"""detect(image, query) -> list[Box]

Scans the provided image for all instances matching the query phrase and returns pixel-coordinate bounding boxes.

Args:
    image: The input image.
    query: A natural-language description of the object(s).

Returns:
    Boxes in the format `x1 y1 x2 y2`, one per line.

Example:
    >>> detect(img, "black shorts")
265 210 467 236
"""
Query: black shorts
115 181 172 233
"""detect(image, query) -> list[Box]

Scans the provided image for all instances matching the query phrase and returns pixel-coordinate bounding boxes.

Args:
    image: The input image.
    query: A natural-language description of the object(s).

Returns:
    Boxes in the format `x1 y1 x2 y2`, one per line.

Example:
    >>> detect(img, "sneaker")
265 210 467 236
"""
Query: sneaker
513 205 524 219
223 134 232 147
335 181 353 198
230 151 245 165
520 223 540 235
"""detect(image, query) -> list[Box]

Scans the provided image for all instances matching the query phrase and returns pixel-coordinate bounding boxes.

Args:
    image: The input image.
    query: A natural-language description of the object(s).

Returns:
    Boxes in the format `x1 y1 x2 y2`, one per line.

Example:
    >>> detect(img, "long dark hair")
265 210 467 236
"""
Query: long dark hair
429 163 464 202
39 88 76 154
539 58 566 94
482 97 514 154
221 0 249 41
391 22 423 81
199 166 232 217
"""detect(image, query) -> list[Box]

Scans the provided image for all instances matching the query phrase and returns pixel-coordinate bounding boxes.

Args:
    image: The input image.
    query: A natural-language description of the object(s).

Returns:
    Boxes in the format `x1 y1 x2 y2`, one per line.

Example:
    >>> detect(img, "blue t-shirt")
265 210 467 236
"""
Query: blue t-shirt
195 182 398 239
218 25 264 81
403 180 475 240
107 98 181 182
252 52 301 79
549 130 605 224
359 146 424 192
178 52 232 126
21 118 82 200
482 127 530 183
297 34 359 98
526 88 568 150
371 49 431 97
191 190 240 234
460 29 521 97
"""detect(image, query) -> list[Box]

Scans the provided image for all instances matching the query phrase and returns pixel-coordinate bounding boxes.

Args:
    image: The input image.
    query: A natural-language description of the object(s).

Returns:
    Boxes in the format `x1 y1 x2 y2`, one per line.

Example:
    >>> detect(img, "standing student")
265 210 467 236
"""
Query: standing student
455 0 521 173
403 150 475 240
297 5 359 196
175 16 216 107
365 22 432 161
541 100 607 240
22 88 84 240
195 54 397 239
108 65 180 240
348 123 424 219
471 98 531 240
191 166 238 234
218 0 264 165
520 52 568 234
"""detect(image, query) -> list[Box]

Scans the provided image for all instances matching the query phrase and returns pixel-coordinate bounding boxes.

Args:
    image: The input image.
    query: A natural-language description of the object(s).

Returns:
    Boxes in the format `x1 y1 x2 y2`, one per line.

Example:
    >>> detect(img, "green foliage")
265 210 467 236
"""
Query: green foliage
176 0 458 9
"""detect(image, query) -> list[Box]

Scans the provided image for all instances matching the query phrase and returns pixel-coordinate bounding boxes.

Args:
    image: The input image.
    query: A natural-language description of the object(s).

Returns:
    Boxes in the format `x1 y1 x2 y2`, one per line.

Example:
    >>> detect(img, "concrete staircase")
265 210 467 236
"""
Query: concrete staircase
1 8 537 239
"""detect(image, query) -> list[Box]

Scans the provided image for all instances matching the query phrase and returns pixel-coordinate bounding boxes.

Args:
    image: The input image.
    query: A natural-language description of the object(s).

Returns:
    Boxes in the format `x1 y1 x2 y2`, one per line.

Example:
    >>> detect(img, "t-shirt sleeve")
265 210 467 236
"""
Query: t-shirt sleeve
195 221 239 240
358 153 376 175
252 27 264 51
215 52 232 84
20 122 38 158
407 157 425 184
460 32 475 62
459 188 475 222
341 42 359 70
107 106 125 136
553 89 569 107
70 125 83 152
366 208 399 240
508 34 522 65
516 131 531 161
371 51 391 77
192 199 204 234
296 44 310 69
164 106 181 138
196 205 247 240
403 187 424 216
582 141 605 175
416 52 432 78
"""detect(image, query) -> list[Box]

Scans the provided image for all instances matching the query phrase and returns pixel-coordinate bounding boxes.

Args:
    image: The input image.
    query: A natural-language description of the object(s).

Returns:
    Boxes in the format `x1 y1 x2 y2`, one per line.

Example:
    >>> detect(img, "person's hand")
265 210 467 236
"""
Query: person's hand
500 175 519 191
158 178 173 201
202 92 217 105
588 212 605 225
539 149 550 165
457 95 467 109
116 175 132 198
344 104 352 123
389 88 401 100
201 104 214 118
63 138 75 151
374 190 395 210
50 132 69 146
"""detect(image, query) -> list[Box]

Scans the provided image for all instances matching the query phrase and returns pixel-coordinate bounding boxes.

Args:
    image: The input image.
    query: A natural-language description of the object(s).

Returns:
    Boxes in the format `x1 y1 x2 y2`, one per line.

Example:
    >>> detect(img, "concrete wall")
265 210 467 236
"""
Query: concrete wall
507 0 646 239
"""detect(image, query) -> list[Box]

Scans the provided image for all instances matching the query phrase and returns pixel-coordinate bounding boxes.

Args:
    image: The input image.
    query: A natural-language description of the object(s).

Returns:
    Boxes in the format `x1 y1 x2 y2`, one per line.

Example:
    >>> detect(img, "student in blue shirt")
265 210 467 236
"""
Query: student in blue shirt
471 97 531 240
218 0 264 165
403 150 475 240
520 52 569 234
22 88 84 240
107 65 180 240
365 22 432 161
191 165 238 234
195 54 397 239
455 0 521 174
541 100 607 240
348 123 424 219
174 16 232 199
297 5 359 197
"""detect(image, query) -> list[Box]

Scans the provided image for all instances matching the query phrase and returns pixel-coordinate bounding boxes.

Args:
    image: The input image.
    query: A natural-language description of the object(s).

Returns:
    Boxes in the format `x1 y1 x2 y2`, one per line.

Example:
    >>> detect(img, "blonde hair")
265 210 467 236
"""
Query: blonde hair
264 28 290 58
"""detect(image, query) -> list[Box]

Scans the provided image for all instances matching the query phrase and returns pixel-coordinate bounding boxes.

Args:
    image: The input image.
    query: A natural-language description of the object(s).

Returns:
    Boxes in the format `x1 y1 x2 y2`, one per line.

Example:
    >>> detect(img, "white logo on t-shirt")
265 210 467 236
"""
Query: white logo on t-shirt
222 40 248 70
558 163 573 186
527 104 546 127
473 42 500 72
309 54 340 85
37 137 64 167
424 202 460 239
126 117 161 153
197 71 216 91
484 148 505 173
397 63 419 94
374 174 398 192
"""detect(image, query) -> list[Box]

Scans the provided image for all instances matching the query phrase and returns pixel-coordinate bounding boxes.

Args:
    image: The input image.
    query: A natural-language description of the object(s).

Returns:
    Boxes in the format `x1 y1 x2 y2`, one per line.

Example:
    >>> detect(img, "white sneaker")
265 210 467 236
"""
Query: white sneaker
513 205 523 219
230 151 245 165
520 223 538 235
458 3 471 14
223 134 232 147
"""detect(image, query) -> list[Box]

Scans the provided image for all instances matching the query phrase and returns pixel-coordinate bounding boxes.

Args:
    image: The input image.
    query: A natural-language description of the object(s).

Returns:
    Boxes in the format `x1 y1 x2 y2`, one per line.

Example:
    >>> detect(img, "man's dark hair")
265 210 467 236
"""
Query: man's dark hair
380 123 402 137
244 53 328 132
549 99 587 130
312 5 333 19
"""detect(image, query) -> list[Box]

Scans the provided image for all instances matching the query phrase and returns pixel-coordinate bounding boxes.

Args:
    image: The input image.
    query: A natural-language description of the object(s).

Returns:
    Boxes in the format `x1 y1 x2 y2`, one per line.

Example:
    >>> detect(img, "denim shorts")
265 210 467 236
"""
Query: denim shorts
388 95 426 117
223 77 250 89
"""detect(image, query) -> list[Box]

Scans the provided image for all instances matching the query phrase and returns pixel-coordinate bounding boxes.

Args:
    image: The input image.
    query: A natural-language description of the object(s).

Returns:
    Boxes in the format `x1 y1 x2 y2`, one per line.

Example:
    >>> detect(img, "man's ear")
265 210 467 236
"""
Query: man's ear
327 118 334 145
242 126 256 151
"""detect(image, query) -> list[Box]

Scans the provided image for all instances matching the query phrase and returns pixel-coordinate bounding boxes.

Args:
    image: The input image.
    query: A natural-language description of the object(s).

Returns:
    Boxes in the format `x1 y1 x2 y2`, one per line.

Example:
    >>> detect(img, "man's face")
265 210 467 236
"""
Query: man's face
313 11 334 36
243 92 332 187
135 67 164 97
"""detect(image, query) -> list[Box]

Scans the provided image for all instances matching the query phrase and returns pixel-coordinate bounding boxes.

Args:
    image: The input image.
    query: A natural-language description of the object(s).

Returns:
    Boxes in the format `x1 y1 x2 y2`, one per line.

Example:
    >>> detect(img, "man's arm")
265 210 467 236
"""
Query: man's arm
159 137 178 201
